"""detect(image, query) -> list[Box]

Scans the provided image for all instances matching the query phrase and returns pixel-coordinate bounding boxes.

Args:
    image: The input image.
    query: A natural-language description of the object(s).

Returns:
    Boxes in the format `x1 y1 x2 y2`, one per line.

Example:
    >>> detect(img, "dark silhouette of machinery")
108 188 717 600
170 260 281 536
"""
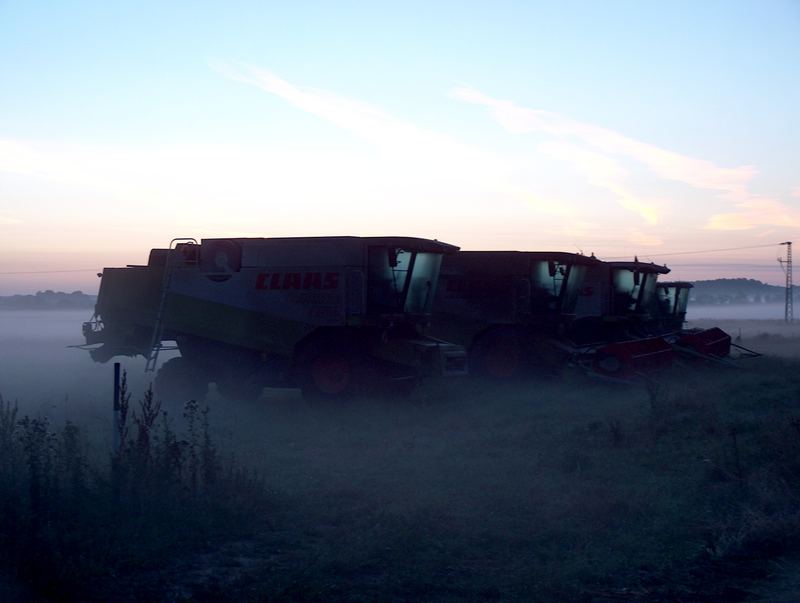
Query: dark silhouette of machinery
82 236 467 400
432 251 601 378
433 253 738 381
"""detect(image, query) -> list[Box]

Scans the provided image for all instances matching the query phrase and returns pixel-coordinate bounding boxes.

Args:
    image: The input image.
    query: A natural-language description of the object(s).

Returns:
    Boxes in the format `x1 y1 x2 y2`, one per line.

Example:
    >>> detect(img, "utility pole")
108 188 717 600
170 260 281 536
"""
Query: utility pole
779 242 793 322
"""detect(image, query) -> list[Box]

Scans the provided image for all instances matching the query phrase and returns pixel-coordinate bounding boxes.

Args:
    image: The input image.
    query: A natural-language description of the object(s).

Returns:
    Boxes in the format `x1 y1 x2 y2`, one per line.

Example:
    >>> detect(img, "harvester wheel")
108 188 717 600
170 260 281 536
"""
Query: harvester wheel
296 343 364 401
154 357 209 402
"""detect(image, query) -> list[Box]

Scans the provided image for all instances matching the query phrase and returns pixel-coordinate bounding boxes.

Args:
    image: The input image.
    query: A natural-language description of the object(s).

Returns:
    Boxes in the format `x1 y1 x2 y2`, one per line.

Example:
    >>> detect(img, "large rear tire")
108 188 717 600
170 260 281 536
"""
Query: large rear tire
296 342 368 401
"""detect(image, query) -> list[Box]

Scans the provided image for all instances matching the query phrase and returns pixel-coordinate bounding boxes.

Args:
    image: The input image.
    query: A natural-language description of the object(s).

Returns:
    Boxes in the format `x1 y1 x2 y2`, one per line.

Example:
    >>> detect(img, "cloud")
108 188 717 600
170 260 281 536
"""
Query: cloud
451 86 755 194
537 141 664 224
706 196 800 230
452 86 800 231
0 215 22 225
215 63 501 178
217 65 674 228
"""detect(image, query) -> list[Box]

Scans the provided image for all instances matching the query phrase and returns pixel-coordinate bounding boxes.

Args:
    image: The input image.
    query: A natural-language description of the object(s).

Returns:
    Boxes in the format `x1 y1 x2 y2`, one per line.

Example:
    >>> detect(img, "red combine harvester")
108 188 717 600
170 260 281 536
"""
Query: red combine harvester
569 260 676 380
652 282 758 362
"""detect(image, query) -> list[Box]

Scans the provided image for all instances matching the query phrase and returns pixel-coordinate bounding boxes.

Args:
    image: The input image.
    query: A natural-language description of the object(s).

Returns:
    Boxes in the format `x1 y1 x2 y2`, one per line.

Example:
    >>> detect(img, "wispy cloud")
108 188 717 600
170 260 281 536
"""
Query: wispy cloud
451 86 800 231
537 141 665 224
451 87 755 194
706 196 800 230
214 63 501 175
216 64 679 235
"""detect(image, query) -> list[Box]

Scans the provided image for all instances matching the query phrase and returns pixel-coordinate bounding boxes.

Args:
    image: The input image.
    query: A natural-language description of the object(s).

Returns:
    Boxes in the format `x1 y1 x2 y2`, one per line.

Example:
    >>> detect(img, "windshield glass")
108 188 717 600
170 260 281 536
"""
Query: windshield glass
657 286 677 316
676 287 690 315
611 269 642 313
562 264 586 313
405 252 442 313
612 269 661 314
531 260 564 312
639 273 658 312
367 247 442 314
530 260 586 313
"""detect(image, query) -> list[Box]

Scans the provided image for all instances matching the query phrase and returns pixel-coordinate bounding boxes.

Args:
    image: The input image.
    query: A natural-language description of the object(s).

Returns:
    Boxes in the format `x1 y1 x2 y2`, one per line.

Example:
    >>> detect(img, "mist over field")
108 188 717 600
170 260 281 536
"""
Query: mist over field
0 310 176 428
688 303 788 321
2 309 800 601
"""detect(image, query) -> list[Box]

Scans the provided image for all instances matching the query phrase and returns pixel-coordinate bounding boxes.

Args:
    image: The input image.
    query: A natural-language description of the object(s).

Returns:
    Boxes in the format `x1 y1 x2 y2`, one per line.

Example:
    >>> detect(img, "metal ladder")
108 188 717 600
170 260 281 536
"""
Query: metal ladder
145 237 198 372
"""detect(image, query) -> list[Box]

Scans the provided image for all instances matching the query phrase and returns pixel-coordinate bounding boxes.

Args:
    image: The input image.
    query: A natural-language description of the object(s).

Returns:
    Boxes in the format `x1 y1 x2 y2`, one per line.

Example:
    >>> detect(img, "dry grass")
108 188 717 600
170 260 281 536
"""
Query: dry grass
0 376 267 602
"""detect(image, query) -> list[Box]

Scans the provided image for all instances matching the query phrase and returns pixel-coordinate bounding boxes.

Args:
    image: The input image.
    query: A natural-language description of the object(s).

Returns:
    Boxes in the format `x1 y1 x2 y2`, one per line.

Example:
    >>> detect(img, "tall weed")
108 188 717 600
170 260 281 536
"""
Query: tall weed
0 375 267 602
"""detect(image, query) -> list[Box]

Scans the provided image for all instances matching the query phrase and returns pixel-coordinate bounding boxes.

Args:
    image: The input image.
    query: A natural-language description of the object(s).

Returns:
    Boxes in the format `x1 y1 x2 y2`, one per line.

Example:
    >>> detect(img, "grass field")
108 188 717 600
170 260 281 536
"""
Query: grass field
1 312 799 601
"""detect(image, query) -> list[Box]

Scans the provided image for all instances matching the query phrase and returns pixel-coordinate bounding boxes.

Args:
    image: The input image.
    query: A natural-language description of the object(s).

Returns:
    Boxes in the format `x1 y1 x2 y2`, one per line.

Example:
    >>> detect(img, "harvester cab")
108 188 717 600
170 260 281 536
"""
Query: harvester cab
82 236 467 400
431 251 601 378
570 260 675 380
653 281 693 334
572 260 672 343
652 281 735 360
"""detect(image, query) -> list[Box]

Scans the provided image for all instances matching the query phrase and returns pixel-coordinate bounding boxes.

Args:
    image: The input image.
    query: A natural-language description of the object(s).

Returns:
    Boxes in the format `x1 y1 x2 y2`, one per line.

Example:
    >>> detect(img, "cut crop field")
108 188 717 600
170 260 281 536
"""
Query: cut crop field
196 358 800 602
1 312 799 601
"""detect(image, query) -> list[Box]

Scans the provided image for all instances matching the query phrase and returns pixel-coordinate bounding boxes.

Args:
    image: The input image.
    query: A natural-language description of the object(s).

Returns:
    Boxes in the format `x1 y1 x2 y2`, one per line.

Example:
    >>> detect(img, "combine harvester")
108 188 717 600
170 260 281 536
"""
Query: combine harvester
82 236 468 400
564 259 677 380
569 259 758 377
650 281 758 362
432 251 601 378
432 252 678 381
433 252 748 382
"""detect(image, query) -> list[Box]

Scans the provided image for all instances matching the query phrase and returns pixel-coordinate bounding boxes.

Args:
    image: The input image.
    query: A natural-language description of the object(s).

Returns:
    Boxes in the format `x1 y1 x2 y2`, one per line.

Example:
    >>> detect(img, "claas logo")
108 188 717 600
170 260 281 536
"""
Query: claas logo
256 272 340 290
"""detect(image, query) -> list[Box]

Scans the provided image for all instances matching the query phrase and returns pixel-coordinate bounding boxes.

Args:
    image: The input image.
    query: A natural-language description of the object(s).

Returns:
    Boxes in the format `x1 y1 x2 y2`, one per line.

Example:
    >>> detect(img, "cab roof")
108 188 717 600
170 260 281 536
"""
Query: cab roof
452 250 601 266
203 236 459 254
606 260 671 274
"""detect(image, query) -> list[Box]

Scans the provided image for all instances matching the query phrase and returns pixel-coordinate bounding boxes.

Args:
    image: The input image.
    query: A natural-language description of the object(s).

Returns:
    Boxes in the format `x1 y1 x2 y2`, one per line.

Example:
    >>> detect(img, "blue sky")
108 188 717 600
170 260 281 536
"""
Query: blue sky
1 0 798 292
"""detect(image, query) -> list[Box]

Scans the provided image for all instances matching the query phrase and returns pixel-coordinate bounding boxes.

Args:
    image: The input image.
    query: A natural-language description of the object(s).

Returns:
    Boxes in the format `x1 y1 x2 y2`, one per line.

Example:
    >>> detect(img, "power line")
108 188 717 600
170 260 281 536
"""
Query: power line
607 243 778 260
665 263 784 269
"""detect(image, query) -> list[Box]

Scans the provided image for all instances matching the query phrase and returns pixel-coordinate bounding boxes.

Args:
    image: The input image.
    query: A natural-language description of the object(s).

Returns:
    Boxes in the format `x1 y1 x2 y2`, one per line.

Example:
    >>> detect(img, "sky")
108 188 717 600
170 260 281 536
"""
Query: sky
1 0 798 294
